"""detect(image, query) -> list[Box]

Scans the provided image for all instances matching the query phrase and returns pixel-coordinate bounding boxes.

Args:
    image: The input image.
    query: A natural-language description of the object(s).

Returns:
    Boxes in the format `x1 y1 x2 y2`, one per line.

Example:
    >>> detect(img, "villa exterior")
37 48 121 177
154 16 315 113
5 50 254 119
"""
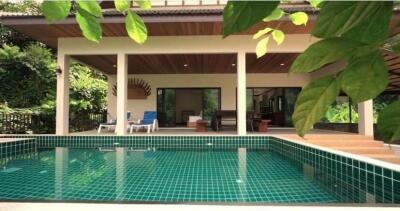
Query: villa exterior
1 1 399 136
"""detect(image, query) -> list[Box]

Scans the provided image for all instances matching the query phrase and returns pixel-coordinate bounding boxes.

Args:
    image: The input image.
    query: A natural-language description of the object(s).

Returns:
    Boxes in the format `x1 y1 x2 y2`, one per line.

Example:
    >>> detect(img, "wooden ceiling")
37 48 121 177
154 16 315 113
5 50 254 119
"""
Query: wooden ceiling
72 52 400 92
72 53 299 75
6 20 314 48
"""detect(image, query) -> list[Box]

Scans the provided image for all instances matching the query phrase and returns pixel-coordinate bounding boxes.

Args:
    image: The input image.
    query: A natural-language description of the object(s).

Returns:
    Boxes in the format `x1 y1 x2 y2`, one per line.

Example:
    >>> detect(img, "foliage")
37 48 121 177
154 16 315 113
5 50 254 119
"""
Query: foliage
0 43 107 114
223 0 399 141
323 101 358 123
0 1 40 48
377 101 400 142
0 0 41 14
0 44 57 108
69 63 107 113
225 1 310 58
223 1 279 37
40 0 151 44
292 75 341 137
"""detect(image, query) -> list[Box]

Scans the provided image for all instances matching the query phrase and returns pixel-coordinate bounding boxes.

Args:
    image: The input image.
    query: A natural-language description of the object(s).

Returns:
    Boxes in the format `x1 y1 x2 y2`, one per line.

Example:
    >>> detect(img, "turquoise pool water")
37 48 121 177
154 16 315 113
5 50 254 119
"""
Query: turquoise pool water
0 147 340 203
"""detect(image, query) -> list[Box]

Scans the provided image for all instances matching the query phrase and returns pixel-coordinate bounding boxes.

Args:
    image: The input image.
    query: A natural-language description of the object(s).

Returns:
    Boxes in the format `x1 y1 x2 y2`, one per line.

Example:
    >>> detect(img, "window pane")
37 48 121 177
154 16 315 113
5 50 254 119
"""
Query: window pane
203 89 219 121
246 89 254 111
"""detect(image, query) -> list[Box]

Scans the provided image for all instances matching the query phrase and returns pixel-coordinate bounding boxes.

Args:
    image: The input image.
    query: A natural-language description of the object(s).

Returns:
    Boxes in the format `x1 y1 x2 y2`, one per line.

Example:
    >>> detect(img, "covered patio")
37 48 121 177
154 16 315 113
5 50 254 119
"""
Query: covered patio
2 6 399 138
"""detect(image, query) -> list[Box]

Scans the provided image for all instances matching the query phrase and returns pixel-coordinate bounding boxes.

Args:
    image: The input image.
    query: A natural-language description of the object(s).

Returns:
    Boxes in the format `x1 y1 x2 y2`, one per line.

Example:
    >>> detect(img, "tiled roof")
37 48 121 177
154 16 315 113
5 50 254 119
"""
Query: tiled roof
0 5 318 18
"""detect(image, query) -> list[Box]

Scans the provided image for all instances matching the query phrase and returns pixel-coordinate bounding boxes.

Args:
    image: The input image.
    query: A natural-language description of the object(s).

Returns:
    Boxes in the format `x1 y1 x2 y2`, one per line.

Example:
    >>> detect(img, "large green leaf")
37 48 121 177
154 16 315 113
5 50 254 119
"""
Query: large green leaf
382 34 400 54
114 0 131 12
342 2 393 44
341 52 388 103
76 7 102 43
271 29 284 45
135 0 151 10
377 101 400 142
312 1 392 44
290 38 365 73
263 8 283 22
289 12 308 26
255 36 270 58
293 75 341 137
223 0 279 37
308 0 324 9
125 11 147 44
42 0 71 22
77 0 102 17
253 27 272 39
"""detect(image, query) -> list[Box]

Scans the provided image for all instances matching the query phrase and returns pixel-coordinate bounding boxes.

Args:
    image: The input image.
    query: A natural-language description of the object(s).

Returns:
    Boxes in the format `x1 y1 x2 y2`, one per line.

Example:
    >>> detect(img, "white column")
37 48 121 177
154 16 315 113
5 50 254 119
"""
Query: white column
116 53 128 135
358 100 374 137
56 54 70 135
237 52 247 135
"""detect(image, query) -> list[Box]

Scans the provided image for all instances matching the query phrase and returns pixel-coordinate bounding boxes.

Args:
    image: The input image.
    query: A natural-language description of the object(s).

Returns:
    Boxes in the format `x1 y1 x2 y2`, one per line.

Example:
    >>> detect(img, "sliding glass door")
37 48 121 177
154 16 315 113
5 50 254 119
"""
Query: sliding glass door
157 88 221 127
246 87 301 127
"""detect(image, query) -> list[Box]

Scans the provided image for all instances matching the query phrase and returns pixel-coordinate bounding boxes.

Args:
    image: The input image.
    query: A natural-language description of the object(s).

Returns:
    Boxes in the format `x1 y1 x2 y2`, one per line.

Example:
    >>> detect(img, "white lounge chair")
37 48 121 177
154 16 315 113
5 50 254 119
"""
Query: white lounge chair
98 111 132 133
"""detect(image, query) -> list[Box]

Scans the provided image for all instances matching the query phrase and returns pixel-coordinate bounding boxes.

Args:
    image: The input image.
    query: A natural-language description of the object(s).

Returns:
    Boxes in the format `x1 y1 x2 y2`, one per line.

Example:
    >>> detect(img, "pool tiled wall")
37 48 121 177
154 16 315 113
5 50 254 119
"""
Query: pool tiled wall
269 137 400 204
0 138 37 166
0 135 398 204
34 136 270 149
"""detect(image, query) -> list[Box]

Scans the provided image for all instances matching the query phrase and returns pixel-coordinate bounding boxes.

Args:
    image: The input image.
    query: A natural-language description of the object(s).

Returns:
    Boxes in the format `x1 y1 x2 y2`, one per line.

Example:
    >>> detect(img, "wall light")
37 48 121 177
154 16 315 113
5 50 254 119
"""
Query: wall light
56 67 62 75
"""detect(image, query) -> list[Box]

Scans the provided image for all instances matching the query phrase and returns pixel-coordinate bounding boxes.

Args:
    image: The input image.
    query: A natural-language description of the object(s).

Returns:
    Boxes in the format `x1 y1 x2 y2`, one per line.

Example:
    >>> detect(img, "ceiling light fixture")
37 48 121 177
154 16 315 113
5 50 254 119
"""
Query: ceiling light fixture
183 64 188 67
232 63 236 66
280 63 285 66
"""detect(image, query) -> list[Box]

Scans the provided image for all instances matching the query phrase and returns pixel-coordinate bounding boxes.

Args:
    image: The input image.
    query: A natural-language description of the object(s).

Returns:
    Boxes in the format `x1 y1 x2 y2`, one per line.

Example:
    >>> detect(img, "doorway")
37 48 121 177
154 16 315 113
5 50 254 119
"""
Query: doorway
157 88 221 127
246 87 301 127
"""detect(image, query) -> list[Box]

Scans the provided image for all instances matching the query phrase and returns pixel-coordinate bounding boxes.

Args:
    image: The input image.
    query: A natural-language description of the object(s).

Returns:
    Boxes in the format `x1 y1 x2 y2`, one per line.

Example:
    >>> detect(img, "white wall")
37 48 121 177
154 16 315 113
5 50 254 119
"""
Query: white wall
106 73 310 120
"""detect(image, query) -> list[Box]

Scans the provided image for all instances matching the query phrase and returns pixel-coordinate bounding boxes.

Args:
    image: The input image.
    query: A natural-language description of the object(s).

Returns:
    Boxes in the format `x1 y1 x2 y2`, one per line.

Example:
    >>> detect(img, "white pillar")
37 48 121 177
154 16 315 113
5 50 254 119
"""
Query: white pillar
358 100 374 137
56 54 70 135
237 52 247 135
115 53 128 135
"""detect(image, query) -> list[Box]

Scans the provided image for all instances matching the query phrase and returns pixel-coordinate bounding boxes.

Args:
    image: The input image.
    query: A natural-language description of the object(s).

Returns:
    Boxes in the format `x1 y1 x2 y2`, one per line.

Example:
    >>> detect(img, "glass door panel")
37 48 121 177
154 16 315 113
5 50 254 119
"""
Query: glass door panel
202 89 220 121
157 89 176 126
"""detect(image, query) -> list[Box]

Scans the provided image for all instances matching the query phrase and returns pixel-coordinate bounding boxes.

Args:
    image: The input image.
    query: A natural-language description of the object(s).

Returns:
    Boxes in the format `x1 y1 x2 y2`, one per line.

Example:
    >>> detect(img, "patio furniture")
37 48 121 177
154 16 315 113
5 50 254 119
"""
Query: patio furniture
196 120 208 132
129 111 159 134
211 110 236 131
258 119 271 132
211 110 256 131
187 111 203 128
97 111 131 133
181 110 195 124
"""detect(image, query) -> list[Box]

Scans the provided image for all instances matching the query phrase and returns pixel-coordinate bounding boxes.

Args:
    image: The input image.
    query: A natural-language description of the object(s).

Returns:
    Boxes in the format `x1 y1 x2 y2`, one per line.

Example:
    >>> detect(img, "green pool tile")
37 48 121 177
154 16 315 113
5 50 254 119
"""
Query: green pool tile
0 148 338 203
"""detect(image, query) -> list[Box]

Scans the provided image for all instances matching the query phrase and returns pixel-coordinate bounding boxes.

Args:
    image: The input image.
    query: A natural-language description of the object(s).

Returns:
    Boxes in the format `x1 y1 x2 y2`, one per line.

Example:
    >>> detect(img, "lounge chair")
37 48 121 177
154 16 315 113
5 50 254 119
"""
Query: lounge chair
98 111 132 133
129 111 158 134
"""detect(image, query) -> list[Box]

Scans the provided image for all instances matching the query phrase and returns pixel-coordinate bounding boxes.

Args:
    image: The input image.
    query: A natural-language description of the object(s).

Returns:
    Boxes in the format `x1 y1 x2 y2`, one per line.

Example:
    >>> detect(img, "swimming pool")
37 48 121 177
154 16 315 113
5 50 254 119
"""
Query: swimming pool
0 136 399 204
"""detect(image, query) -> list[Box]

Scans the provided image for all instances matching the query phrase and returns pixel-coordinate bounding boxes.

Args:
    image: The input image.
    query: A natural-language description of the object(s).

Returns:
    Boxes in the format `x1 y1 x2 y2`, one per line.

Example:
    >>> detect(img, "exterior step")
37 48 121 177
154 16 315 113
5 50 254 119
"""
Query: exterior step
304 140 384 147
332 147 394 155
363 154 400 164
302 135 373 140
279 134 400 165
